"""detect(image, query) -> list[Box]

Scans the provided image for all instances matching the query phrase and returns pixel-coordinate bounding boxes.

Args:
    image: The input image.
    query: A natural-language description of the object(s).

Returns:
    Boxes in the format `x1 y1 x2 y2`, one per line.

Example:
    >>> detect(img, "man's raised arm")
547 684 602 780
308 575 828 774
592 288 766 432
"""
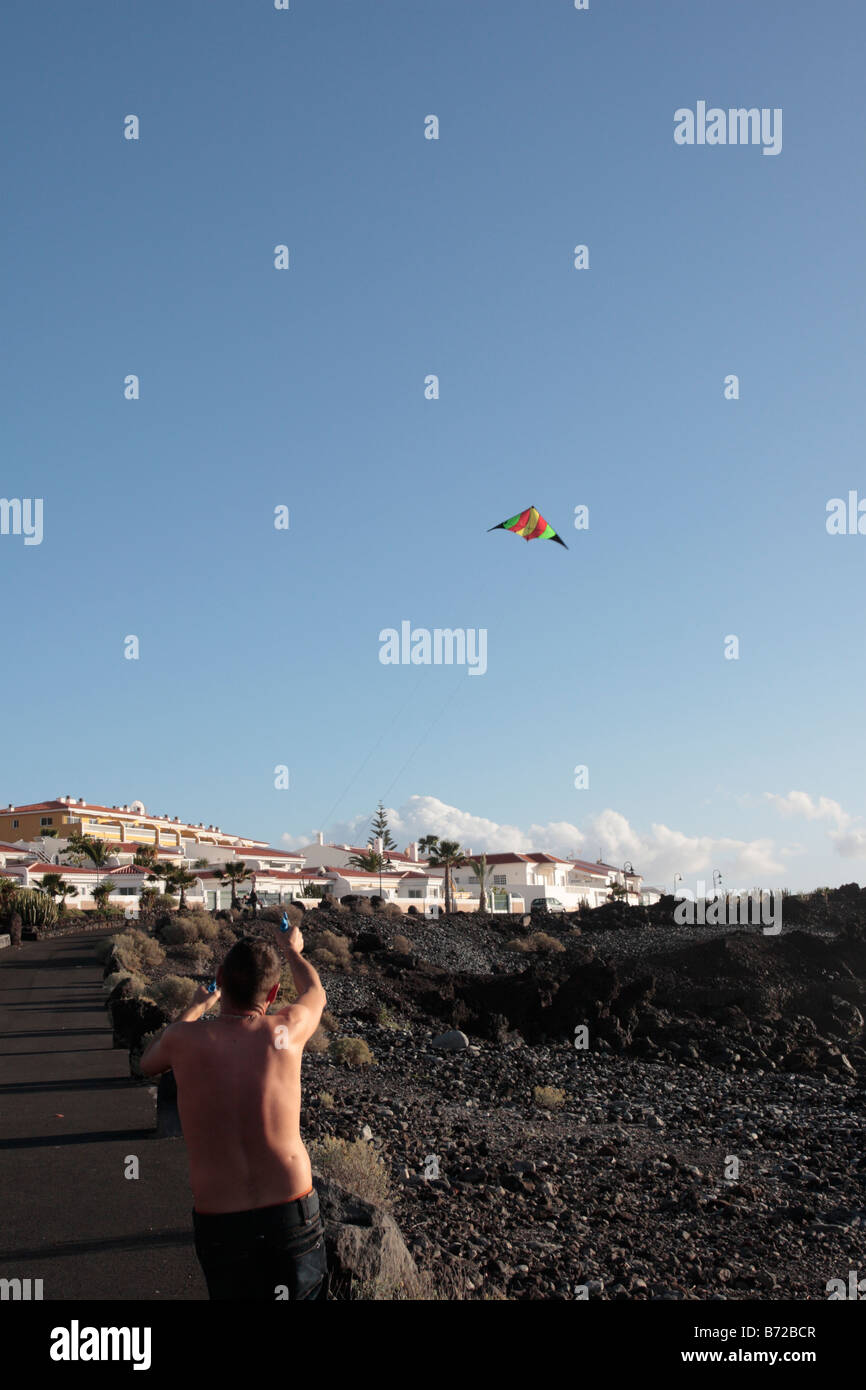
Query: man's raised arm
272 922 326 1040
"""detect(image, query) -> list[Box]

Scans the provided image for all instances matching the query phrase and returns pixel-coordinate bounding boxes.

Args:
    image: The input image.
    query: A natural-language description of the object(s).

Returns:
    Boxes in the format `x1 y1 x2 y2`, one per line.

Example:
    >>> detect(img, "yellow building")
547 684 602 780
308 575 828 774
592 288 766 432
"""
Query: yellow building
0 798 268 852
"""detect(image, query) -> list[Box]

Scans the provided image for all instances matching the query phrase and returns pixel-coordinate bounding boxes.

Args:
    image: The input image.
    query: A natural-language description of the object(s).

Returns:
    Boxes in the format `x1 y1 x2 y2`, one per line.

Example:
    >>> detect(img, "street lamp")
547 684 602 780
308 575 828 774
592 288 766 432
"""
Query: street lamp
713 868 723 897
623 861 634 904
673 872 683 897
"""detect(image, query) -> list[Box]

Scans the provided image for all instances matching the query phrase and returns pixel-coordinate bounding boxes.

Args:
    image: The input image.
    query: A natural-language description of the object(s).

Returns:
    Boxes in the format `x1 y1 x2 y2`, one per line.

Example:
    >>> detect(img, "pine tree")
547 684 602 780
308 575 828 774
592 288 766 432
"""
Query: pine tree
367 802 397 854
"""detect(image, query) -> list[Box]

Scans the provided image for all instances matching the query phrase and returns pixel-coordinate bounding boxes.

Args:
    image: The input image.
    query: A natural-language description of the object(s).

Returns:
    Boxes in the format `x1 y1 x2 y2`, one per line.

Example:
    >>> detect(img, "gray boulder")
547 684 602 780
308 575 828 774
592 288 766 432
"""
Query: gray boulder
313 1173 418 1297
431 1029 469 1051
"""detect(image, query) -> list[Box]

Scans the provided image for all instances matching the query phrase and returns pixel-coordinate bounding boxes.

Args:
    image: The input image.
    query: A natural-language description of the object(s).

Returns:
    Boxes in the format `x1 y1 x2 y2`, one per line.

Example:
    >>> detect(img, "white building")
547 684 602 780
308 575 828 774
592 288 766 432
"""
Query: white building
295 834 426 870
449 853 624 912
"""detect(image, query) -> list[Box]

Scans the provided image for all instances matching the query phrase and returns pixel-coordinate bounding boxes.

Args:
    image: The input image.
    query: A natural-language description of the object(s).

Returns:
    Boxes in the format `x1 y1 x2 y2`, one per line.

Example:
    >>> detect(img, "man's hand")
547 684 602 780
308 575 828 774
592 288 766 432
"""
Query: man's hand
273 920 304 955
191 983 220 1013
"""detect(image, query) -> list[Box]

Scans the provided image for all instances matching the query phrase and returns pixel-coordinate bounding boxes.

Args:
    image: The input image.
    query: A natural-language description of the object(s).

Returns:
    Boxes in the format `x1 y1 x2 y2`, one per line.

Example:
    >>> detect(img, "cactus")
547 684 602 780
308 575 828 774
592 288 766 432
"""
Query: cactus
12 889 59 931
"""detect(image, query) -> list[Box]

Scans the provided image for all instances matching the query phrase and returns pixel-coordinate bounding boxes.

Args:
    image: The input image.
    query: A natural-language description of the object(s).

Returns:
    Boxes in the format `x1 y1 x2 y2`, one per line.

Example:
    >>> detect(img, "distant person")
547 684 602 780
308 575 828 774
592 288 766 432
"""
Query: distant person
140 924 329 1300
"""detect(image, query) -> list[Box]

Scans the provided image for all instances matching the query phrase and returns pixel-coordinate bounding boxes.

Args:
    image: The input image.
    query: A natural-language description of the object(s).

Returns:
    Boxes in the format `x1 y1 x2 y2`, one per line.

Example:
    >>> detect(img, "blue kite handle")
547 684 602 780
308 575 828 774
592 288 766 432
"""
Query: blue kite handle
280 912 290 932
207 980 217 993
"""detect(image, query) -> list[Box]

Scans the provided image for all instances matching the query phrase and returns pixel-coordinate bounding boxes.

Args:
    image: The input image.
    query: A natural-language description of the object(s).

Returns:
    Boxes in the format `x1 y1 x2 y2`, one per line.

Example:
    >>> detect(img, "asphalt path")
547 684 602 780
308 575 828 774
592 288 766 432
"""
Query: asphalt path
0 929 205 1300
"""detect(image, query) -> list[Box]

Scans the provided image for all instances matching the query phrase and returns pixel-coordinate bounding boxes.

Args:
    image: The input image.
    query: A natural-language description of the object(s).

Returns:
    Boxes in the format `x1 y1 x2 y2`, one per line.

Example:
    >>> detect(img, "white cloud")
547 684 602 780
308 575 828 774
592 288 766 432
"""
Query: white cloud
764 790 850 828
829 828 866 859
282 794 784 884
764 790 866 860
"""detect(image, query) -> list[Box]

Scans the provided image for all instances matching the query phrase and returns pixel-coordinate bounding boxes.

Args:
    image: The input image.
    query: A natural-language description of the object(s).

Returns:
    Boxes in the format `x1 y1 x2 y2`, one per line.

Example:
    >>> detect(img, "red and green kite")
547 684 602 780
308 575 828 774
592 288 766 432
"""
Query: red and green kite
487 506 568 549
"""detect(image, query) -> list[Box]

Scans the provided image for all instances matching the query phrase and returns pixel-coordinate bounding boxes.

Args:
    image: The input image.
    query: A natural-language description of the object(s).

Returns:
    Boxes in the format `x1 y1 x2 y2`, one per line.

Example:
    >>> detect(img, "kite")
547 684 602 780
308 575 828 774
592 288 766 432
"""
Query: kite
487 506 568 548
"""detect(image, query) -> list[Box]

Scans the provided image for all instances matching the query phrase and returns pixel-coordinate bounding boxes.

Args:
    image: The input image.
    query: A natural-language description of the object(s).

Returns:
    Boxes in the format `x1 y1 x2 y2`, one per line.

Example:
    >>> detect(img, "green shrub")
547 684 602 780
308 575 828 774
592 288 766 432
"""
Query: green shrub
103 970 147 997
311 949 341 971
92 905 127 921
529 932 565 954
506 932 565 955
11 889 58 930
533 1085 565 1110
159 918 199 946
113 928 164 973
148 975 198 1018
178 910 219 942
376 1005 403 1031
312 932 351 971
329 1037 374 1068
166 941 214 969
109 929 165 974
392 935 411 954
317 1092 335 1110
309 1136 390 1207
304 1027 330 1054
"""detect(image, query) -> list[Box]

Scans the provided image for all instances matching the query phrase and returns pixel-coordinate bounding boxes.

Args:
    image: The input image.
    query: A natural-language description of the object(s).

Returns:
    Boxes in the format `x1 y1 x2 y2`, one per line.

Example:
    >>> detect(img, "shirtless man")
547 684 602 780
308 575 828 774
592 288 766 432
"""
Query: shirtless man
140 923 329 1300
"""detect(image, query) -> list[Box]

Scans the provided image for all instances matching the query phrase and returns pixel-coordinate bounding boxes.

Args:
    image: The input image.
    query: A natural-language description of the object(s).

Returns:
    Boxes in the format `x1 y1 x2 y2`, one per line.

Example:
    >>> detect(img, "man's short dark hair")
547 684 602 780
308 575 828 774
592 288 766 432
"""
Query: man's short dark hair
221 936 281 1009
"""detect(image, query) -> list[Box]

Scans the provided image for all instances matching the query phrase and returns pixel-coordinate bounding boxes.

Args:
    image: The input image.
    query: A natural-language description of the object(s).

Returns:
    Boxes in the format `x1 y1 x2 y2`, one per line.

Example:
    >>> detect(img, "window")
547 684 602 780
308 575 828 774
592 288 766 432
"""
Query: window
407 888 422 898
12 819 19 828
493 874 506 885
41 817 53 826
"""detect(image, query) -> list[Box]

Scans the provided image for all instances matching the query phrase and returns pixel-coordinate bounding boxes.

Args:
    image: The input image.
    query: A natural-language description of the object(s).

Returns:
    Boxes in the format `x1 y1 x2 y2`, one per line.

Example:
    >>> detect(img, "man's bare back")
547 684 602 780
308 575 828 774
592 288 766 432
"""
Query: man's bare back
171 1012 311 1213
141 923 326 1216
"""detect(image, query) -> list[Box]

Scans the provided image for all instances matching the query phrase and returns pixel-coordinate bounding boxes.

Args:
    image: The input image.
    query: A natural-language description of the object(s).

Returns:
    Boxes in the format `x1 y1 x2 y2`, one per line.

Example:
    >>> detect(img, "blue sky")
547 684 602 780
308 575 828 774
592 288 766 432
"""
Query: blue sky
2 1 864 891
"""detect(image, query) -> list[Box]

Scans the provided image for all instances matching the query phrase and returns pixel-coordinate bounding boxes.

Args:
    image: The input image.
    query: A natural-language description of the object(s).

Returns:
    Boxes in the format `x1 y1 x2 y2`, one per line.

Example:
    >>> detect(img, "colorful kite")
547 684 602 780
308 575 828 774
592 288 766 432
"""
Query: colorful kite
487 506 568 548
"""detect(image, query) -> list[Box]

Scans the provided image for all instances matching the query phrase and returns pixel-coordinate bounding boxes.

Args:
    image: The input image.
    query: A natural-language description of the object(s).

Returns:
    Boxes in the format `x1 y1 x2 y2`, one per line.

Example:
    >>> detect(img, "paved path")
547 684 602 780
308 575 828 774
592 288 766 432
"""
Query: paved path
0 930 205 1300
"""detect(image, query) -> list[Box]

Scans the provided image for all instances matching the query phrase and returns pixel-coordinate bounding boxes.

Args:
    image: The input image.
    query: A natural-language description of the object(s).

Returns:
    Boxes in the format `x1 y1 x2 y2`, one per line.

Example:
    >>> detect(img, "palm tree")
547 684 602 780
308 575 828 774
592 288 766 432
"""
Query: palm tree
347 847 389 872
63 835 115 886
159 864 197 912
92 882 114 913
468 853 491 913
37 875 79 915
420 837 466 915
214 861 249 910
133 845 158 869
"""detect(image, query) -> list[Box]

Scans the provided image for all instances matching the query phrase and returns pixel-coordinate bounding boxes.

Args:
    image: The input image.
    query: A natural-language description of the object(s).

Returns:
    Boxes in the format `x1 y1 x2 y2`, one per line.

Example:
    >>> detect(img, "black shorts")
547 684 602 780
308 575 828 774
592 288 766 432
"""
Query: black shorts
193 1190 329 1301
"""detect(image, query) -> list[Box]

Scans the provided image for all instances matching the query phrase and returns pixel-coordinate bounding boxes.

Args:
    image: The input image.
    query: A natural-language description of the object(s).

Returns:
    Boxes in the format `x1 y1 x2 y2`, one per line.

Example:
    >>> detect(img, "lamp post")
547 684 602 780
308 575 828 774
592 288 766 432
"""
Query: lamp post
623 861 634 905
713 868 723 898
673 872 683 897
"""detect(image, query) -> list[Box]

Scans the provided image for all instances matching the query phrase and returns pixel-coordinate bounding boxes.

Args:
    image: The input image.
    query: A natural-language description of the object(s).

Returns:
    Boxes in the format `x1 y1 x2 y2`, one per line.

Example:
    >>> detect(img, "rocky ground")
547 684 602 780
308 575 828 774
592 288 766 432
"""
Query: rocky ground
298 900 866 1300
108 892 866 1299
301 1029 866 1300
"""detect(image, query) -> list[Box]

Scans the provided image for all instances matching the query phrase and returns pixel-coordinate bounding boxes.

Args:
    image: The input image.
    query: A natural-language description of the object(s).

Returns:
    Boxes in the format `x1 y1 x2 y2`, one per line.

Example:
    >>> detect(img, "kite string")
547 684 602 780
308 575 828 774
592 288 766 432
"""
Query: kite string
317 668 428 833
381 670 467 802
